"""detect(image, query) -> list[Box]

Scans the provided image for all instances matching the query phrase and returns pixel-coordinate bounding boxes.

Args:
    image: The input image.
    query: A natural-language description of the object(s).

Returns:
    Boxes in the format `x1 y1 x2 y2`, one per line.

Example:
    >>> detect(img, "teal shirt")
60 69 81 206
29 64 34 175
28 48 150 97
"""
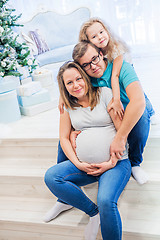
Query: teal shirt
91 61 139 109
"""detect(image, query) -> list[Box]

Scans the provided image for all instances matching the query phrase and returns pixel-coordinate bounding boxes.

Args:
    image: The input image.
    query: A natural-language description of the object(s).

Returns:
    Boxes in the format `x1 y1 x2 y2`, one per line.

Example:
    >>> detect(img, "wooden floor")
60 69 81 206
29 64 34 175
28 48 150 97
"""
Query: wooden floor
0 135 160 239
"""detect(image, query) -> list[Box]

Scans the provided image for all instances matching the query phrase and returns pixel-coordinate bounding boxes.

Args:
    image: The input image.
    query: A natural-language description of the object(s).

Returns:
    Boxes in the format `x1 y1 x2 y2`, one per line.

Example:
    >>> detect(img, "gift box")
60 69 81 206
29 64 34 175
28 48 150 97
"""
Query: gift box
17 81 42 97
1 75 18 82
0 78 20 94
0 90 21 123
32 68 53 87
18 89 51 107
20 99 57 116
20 76 33 85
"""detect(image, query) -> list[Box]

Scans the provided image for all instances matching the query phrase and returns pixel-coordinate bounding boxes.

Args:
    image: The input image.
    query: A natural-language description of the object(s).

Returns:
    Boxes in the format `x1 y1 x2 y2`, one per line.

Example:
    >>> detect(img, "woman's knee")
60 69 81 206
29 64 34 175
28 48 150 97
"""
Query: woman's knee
98 196 116 213
44 166 58 188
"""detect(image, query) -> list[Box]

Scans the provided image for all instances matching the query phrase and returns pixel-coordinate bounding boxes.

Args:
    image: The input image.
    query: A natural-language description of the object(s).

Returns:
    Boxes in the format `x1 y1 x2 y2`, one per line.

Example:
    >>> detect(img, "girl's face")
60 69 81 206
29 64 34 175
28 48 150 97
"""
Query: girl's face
86 22 109 49
63 68 87 100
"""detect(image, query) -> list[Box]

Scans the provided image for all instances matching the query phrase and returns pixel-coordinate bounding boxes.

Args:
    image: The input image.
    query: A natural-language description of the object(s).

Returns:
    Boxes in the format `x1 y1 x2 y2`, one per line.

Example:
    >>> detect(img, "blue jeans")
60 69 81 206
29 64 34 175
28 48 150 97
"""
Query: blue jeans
144 93 155 117
57 96 154 167
44 159 131 240
57 141 67 163
127 93 154 166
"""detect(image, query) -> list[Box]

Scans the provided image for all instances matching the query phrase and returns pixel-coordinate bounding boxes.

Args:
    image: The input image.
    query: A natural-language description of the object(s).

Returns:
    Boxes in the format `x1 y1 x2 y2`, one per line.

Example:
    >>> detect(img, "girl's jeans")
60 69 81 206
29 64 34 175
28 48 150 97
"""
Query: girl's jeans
44 158 131 240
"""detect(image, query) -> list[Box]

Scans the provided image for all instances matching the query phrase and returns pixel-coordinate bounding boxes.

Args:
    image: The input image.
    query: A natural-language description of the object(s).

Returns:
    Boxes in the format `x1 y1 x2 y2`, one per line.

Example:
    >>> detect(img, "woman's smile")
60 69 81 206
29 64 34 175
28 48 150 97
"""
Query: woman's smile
63 68 87 99
74 88 83 93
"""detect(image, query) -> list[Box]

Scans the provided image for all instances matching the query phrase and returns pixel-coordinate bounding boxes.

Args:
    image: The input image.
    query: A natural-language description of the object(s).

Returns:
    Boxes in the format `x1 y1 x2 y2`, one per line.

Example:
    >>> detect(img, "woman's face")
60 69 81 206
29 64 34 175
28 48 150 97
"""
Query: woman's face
86 22 109 49
63 68 87 100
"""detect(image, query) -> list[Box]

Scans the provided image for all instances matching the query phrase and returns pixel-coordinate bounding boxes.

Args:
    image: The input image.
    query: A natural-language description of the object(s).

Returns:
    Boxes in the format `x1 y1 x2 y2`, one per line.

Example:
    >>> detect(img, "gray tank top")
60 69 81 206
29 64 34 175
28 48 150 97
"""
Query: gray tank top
67 87 128 163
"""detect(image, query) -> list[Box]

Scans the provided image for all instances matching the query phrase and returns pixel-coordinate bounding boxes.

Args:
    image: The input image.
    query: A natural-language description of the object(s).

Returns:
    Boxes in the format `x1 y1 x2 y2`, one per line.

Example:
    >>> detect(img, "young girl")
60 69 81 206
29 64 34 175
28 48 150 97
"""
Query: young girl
79 17 131 119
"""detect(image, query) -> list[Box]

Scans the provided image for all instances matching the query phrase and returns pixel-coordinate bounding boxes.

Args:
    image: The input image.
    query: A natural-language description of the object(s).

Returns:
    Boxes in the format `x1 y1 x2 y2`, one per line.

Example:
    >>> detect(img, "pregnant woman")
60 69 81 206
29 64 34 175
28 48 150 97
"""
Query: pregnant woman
44 61 131 240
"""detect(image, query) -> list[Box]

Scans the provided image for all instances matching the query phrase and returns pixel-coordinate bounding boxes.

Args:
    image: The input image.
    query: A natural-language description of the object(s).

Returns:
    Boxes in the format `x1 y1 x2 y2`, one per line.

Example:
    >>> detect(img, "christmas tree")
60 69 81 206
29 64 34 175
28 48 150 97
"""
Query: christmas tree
0 0 37 78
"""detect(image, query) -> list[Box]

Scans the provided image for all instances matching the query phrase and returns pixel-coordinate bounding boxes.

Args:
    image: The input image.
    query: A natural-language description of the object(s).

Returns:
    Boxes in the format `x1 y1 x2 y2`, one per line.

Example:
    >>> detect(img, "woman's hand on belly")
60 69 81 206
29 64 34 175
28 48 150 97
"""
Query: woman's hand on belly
77 161 98 174
70 130 81 152
87 153 118 176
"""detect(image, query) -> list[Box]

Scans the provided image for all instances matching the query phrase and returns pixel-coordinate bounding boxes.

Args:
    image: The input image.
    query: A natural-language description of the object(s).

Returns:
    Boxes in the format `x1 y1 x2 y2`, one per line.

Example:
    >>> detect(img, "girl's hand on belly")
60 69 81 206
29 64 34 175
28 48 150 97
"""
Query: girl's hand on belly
87 154 118 176
77 161 98 173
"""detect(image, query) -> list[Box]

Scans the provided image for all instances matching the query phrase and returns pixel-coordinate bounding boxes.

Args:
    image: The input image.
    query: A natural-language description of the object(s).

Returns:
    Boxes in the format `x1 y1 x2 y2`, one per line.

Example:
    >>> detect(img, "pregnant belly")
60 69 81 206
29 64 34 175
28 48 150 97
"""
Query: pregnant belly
76 126 116 164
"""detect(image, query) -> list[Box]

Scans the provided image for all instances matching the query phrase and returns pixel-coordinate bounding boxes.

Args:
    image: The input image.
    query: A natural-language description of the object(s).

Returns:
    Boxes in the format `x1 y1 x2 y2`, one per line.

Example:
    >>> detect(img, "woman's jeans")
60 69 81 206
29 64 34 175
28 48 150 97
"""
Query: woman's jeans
44 158 131 240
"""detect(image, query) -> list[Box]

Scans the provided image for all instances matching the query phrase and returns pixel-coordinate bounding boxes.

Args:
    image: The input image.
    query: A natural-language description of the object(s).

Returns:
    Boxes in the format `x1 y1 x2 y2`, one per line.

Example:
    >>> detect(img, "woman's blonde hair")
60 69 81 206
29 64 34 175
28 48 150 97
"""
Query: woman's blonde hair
57 61 100 110
79 17 129 62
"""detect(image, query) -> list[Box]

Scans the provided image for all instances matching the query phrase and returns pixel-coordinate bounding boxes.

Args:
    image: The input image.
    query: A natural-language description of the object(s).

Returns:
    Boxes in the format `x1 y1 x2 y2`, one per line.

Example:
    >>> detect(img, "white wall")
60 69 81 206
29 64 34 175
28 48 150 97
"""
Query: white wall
8 0 160 58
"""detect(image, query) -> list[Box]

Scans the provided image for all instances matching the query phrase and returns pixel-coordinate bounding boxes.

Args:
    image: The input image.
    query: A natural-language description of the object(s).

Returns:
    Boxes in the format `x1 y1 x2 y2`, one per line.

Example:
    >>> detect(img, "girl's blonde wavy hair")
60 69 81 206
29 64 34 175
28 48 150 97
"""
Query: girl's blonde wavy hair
57 61 100 110
79 18 129 62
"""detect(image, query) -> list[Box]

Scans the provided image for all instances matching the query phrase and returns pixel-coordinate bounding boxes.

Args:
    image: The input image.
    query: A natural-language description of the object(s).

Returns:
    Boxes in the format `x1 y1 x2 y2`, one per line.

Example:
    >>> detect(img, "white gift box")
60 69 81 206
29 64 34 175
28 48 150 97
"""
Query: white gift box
32 69 53 87
20 99 57 116
2 75 18 82
17 81 42 97
18 89 51 107
0 78 20 94
20 76 33 85
0 90 21 123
